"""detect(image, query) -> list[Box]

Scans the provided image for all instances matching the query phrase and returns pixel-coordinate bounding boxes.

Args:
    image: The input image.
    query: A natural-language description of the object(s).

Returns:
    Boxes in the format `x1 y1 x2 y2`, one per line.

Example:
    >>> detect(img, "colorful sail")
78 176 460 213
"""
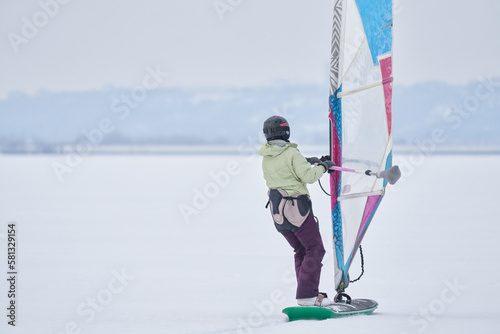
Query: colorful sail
328 0 394 292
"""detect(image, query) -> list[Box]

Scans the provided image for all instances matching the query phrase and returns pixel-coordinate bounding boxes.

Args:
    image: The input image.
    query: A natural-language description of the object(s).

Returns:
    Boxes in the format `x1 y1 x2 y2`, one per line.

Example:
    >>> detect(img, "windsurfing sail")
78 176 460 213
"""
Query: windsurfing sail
328 0 394 292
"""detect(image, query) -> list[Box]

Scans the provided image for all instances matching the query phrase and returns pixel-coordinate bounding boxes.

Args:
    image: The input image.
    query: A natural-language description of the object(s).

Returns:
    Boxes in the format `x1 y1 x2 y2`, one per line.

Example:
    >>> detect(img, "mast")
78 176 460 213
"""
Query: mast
328 0 345 293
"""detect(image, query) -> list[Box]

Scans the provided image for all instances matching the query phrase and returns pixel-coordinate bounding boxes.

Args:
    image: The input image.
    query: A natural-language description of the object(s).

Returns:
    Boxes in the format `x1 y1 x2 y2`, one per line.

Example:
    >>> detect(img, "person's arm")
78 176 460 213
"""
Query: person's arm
290 150 326 184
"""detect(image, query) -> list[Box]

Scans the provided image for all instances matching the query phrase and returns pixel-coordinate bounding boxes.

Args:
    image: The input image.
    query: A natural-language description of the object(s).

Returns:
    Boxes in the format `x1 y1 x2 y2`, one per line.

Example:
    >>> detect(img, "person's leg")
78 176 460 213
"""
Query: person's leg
292 213 326 299
282 231 306 282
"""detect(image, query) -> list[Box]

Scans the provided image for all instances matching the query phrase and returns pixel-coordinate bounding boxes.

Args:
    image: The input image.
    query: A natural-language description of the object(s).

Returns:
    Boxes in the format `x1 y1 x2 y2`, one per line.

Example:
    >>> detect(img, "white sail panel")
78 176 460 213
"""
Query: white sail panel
341 87 388 195
341 0 365 81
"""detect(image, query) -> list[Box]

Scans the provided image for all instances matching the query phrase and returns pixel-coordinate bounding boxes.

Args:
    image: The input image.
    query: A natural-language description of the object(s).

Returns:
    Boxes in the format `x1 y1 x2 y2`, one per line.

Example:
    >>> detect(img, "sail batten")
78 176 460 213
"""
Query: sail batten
337 79 386 98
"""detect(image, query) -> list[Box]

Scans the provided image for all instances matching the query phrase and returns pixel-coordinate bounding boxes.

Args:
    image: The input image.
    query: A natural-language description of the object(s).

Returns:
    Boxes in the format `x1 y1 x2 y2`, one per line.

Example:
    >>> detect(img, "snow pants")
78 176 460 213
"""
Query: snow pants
282 212 326 299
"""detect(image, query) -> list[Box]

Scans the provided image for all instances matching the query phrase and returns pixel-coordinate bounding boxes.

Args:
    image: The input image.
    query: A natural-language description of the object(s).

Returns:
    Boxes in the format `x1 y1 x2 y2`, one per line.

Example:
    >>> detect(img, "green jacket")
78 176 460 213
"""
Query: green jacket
259 140 326 196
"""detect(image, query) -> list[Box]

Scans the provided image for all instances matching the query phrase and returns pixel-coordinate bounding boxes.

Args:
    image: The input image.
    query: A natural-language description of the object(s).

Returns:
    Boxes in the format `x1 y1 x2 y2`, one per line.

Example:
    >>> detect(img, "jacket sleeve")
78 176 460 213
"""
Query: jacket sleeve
290 149 325 184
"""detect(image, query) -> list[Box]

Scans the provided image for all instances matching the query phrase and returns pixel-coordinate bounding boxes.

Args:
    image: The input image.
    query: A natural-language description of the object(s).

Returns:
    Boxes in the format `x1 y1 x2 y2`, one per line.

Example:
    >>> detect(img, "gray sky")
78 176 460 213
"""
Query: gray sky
1 0 500 98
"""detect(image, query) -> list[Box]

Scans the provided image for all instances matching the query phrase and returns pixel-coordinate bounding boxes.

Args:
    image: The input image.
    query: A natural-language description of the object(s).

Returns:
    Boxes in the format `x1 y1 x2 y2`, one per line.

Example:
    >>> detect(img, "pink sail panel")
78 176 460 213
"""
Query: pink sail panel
344 195 383 273
379 56 393 136
355 195 382 244
328 110 341 209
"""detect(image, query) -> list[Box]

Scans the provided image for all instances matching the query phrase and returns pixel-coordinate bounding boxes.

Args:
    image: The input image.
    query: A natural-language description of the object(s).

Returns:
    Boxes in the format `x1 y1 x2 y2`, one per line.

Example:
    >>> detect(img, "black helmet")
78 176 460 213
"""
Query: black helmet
263 116 290 141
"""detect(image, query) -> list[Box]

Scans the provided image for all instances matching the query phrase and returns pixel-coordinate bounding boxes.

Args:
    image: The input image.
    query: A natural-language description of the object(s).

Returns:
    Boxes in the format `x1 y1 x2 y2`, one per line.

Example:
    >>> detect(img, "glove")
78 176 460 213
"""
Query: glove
319 160 336 173
306 157 322 165
320 155 331 162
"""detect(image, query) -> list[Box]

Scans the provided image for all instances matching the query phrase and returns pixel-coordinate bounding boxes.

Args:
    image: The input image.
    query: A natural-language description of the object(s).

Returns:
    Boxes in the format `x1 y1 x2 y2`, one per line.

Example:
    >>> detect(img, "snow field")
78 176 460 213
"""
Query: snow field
0 153 499 333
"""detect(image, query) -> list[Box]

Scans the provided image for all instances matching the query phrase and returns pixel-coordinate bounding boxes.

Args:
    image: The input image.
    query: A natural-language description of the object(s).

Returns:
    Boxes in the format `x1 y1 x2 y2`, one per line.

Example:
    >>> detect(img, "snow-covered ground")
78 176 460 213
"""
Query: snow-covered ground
0 152 499 334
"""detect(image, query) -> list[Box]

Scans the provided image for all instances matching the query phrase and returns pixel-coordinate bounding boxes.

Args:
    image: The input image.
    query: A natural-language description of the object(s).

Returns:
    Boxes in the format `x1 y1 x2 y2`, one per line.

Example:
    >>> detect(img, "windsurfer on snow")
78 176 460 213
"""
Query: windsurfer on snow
259 115 335 307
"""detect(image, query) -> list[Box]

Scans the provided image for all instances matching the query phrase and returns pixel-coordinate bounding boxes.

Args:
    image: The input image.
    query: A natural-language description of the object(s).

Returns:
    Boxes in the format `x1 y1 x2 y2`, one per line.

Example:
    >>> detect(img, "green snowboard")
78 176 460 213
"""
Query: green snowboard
283 299 378 321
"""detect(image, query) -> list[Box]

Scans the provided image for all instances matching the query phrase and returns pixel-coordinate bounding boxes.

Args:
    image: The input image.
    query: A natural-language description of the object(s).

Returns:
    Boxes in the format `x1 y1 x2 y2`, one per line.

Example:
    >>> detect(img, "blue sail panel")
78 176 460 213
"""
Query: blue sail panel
355 0 393 66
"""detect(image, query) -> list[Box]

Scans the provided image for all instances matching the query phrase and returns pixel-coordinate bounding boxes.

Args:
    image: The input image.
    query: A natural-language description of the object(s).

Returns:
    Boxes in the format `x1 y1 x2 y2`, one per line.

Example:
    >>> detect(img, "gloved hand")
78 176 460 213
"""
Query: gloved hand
319 160 336 173
306 157 322 165
320 155 331 162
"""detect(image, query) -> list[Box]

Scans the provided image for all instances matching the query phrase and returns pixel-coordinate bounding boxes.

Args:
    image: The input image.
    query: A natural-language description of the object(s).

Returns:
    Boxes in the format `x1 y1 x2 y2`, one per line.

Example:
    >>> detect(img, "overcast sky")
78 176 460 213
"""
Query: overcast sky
1 0 500 98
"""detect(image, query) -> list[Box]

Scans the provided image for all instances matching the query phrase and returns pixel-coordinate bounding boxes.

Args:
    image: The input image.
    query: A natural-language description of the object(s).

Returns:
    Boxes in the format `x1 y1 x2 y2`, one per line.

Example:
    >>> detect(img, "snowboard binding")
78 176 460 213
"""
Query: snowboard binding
334 292 352 304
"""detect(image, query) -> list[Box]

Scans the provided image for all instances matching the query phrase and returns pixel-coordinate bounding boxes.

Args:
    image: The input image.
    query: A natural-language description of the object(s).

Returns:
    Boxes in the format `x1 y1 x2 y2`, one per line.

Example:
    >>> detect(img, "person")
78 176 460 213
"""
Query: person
259 115 335 307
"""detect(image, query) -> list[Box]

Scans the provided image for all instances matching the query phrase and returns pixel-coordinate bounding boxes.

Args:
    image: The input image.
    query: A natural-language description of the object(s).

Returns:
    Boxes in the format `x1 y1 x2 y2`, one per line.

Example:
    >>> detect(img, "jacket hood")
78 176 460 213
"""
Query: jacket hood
259 140 297 157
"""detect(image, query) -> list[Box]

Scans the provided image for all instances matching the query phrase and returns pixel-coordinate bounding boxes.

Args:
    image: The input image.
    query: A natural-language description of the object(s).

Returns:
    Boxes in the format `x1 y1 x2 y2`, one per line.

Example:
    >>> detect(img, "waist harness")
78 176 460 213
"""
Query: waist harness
265 188 311 233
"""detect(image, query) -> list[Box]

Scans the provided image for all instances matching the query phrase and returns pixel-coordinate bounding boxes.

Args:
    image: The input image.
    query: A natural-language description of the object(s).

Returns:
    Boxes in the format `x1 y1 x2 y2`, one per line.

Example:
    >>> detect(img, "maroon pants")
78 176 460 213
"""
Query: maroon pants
282 212 326 299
